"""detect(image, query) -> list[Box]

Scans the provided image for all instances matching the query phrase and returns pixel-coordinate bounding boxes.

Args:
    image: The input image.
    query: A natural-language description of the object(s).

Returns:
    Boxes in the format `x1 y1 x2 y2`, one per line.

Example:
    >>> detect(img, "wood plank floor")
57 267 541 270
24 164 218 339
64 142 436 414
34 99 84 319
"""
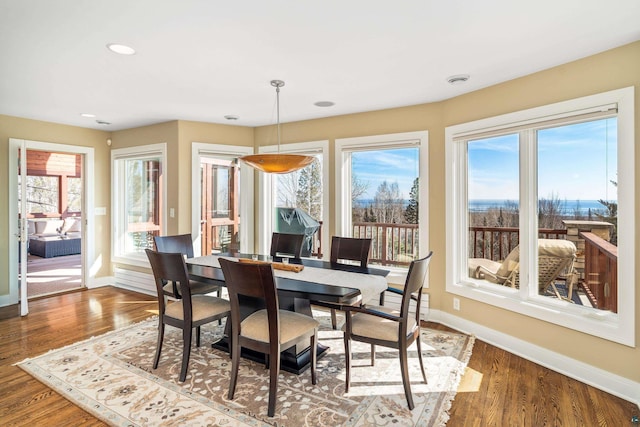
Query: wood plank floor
0 287 637 426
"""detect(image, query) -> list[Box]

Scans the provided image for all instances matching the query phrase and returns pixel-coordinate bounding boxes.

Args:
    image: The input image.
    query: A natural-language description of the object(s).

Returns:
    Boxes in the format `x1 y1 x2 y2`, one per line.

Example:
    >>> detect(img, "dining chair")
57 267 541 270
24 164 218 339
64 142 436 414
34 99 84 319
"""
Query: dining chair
154 234 221 298
219 258 319 417
324 236 373 329
270 232 305 259
342 251 433 410
145 249 231 382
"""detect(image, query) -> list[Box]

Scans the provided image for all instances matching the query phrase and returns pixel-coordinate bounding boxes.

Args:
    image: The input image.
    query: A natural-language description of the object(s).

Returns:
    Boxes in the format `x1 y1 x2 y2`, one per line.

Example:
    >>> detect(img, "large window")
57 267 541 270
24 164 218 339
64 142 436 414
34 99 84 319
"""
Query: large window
258 141 329 257
336 131 429 283
111 144 166 266
446 88 635 346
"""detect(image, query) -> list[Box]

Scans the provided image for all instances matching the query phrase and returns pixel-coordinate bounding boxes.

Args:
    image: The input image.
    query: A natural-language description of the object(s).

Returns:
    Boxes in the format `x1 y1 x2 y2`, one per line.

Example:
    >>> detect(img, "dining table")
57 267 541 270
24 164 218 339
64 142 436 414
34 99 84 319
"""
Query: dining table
186 253 389 374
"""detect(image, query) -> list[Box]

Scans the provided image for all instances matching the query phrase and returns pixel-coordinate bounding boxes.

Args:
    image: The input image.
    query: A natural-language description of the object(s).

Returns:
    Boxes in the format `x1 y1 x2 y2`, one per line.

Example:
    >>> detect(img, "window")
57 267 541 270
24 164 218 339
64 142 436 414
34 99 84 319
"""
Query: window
258 141 329 257
111 144 166 266
336 131 429 283
446 87 635 346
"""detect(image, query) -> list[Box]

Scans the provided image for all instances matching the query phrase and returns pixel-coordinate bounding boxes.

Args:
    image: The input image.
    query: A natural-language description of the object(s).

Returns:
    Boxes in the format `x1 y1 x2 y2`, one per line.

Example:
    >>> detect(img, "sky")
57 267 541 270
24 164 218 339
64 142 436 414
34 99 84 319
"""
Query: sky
351 148 419 200
468 118 618 202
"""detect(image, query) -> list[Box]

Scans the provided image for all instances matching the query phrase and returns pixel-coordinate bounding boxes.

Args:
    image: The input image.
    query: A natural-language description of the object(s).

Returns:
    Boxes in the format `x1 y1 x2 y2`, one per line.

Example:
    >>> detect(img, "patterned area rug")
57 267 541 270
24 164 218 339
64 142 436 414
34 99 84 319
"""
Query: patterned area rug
17 312 474 426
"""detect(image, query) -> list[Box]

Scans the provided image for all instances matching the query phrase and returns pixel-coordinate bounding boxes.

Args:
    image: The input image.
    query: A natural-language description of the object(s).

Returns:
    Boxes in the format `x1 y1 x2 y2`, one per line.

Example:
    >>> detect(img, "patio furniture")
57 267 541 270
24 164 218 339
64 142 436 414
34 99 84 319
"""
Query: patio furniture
146 249 230 382
342 252 433 410
468 238 578 300
29 236 81 258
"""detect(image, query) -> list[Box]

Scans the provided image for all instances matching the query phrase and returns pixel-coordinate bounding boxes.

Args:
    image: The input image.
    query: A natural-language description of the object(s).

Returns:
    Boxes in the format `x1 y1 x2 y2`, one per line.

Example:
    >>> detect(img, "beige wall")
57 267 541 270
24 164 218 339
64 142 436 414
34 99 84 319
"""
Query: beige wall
0 115 111 294
0 41 637 384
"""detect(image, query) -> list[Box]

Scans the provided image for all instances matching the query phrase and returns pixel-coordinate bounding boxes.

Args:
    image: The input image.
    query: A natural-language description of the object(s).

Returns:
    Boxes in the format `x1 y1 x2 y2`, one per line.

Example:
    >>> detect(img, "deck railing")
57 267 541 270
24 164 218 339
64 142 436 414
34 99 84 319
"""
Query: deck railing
580 231 618 312
468 226 567 261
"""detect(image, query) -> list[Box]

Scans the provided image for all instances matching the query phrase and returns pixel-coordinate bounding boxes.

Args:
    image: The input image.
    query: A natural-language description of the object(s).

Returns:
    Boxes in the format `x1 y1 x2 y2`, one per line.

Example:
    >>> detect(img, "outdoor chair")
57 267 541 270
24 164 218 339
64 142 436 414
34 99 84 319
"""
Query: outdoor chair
154 234 221 298
468 238 578 300
219 258 319 417
269 232 305 259
145 249 231 382
342 252 433 410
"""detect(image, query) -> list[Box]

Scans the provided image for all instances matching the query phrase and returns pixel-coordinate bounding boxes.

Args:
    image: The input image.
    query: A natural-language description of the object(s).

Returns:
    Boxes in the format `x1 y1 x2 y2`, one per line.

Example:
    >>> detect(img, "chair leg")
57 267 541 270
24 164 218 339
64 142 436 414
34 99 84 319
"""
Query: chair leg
267 348 280 417
310 330 317 385
379 291 385 306
196 325 201 347
399 346 415 410
330 309 337 329
228 336 240 399
370 344 375 366
179 326 193 382
415 333 428 383
343 332 351 392
153 320 165 369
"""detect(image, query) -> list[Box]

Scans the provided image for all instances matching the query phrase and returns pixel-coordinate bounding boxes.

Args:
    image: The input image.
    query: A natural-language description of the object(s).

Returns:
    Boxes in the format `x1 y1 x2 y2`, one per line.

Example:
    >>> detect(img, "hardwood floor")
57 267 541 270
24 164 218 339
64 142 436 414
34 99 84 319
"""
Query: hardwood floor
0 287 636 426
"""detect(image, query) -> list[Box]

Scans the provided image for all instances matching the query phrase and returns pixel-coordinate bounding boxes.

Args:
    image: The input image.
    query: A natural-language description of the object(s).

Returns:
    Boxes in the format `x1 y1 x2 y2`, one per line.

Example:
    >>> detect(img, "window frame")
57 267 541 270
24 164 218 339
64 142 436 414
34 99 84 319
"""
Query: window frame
335 131 429 284
111 143 167 267
257 140 329 257
445 87 635 346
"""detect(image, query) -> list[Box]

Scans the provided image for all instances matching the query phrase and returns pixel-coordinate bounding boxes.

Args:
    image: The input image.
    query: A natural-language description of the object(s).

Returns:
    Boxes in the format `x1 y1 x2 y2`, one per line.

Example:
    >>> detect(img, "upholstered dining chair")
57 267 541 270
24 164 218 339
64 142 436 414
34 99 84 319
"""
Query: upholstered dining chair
145 249 231 382
219 258 319 417
342 251 433 410
269 232 305 259
154 234 221 298
324 236 373 329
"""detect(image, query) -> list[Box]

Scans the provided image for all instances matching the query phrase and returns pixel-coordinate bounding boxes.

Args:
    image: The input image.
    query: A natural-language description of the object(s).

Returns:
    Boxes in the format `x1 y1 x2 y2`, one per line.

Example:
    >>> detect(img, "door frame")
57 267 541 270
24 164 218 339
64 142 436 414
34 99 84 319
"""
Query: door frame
191 142 254 255
6 138 95 315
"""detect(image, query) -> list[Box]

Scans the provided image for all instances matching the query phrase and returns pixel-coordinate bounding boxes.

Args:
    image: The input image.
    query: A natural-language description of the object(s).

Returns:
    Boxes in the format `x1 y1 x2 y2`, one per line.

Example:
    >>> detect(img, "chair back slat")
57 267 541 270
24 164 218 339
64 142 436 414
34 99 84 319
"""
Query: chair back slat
270 232 305 258
330 236 371 267
146 249 194 316
155 233 195 258
400 251 434 326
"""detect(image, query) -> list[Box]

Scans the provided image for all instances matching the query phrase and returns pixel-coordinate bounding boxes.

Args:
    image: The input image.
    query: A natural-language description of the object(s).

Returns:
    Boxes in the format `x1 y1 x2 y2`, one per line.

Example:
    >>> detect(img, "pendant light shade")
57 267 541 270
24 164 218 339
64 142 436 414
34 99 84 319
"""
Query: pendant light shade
239 80 315 174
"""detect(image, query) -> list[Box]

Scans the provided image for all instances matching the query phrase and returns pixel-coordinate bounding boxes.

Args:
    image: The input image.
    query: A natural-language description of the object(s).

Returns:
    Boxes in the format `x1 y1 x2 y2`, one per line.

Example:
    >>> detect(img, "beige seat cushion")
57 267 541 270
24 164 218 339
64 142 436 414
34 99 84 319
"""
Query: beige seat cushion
345 305 417 342
467 257 502 281
165 295 230 322
240 310 318 344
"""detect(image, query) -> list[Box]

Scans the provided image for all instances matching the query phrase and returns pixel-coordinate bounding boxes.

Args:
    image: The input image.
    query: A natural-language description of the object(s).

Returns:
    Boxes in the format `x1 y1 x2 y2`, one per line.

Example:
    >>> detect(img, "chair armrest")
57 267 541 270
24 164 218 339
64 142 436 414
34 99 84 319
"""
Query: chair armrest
385 287 403 296
475 265 509 283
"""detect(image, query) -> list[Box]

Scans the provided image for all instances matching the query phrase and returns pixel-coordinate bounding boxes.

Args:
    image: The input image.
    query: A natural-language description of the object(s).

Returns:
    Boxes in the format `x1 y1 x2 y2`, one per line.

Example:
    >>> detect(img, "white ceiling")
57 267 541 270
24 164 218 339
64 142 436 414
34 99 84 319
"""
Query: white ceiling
1 0 639 131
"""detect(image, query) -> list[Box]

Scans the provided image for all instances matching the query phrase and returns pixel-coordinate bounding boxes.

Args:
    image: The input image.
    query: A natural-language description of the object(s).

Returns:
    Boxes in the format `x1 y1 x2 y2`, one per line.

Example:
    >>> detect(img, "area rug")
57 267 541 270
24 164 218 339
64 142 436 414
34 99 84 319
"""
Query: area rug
17 312 474 426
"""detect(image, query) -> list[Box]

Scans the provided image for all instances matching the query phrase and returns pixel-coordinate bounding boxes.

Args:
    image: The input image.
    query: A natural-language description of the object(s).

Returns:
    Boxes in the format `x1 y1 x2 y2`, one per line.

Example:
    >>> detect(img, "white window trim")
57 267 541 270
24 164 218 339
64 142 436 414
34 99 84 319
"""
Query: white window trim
111 143 167 268
445 87 635 346
335 131 429 285
257 140 329 257
191 142 254 255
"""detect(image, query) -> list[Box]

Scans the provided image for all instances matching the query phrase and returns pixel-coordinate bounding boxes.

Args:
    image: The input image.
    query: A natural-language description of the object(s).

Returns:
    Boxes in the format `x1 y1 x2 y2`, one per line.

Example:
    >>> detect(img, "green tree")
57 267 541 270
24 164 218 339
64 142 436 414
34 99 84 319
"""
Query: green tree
404 177 419 224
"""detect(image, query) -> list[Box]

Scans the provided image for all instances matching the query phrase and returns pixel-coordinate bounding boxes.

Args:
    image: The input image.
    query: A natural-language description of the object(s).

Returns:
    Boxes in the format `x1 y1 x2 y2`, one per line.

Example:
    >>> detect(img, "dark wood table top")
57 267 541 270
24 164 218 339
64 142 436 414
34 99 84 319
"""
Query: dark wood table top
186 253 389 307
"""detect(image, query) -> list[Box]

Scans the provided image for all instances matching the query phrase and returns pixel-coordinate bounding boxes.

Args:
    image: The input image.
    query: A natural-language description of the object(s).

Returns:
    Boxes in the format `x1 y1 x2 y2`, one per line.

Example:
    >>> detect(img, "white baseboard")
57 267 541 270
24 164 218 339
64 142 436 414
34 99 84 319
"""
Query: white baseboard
112 268 157 297
428 308 640 408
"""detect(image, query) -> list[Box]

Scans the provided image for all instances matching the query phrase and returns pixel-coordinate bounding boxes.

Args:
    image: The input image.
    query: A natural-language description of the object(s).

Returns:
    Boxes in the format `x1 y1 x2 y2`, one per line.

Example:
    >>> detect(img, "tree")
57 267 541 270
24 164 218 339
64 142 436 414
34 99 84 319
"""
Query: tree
596 179 618 245
296 159 322 220
404 177 419 224
372 181 403 224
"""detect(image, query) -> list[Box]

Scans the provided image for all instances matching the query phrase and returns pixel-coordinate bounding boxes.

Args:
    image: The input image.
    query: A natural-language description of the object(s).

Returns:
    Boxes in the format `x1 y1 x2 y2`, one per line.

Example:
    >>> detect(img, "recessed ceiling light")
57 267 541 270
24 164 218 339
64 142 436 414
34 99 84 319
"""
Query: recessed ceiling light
314 101 335 107
96 120 111 125
80 113 96 118
224 115 239 120
107 43 136 55
447 74 470 85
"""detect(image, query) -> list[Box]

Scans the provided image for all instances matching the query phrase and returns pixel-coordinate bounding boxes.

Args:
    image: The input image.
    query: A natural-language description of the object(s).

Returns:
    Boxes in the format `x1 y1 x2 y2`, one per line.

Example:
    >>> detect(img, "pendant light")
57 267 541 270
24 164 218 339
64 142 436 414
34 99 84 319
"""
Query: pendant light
239 80 315 174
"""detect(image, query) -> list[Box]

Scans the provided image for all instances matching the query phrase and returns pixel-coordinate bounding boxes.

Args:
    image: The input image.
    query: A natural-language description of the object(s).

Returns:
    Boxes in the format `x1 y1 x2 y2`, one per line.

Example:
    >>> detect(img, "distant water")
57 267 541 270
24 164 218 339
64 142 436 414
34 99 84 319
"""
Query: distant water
469 199 612 215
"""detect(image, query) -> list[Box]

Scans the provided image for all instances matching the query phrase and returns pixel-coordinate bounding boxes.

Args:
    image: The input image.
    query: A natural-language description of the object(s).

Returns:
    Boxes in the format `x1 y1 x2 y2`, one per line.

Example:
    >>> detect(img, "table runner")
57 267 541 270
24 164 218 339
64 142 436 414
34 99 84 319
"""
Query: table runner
187 255 388 304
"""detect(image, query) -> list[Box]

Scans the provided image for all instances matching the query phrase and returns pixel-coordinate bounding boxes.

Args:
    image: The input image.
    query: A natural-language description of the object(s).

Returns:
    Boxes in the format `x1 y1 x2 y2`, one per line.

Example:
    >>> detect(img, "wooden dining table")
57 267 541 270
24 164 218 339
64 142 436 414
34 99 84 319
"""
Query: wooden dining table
186 253 389 374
